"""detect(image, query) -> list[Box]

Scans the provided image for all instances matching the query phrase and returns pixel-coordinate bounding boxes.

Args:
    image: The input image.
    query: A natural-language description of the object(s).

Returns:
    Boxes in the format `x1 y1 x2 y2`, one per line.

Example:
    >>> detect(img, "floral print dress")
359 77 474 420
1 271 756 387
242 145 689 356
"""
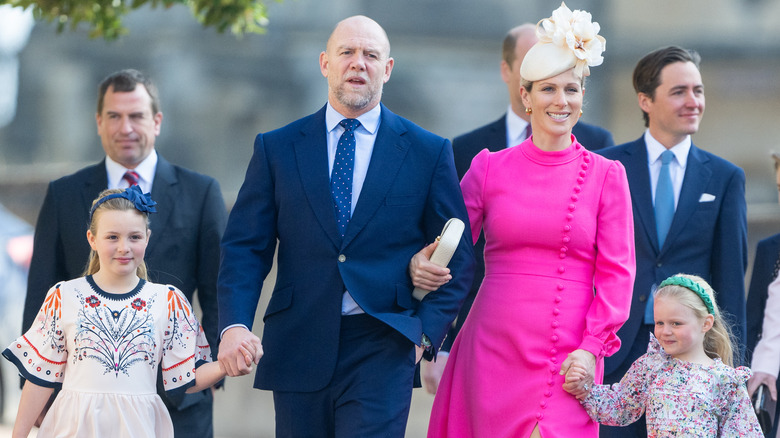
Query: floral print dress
2 276 211 438
582 334 762 437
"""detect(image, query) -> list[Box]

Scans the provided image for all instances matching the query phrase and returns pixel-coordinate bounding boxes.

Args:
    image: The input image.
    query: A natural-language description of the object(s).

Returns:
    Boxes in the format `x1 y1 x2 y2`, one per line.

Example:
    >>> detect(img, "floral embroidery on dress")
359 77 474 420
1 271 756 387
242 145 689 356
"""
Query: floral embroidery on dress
73 289 157 377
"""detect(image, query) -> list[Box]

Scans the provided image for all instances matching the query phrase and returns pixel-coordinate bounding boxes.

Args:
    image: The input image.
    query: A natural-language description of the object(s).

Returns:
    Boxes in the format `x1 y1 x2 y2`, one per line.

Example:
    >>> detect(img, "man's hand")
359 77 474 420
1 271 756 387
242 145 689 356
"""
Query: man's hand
748 371 777 400
218 326 263 376
409 241 451 291
422 354 448 395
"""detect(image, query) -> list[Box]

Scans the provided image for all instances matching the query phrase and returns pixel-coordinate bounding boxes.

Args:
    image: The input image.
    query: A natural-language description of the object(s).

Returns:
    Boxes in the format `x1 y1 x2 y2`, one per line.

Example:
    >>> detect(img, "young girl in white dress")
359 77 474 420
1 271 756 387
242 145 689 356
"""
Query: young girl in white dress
3 187 258 438
564 274 762 437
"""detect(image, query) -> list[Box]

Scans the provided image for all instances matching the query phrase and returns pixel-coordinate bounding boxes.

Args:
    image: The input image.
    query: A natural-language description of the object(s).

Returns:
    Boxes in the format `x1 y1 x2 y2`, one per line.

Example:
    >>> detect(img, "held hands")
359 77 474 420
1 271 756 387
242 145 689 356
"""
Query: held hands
218 326 263 377
421 354 448 395
409 241 452 292
560 349 596 400
747 371 778 401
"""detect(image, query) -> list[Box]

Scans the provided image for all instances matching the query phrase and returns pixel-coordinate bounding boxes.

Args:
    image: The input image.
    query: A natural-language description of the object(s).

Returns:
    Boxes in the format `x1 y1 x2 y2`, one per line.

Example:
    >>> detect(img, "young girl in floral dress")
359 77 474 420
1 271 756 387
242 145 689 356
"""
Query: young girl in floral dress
564 274 762 436
3 187 257 438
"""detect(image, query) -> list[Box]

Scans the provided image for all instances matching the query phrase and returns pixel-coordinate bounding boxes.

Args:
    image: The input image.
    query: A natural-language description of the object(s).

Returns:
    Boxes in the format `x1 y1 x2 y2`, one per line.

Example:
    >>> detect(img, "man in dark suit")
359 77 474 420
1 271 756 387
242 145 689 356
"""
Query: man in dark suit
216 15 474 437
598 46 747 438
23 69 227 438
421 23 616 394
745 154 780 437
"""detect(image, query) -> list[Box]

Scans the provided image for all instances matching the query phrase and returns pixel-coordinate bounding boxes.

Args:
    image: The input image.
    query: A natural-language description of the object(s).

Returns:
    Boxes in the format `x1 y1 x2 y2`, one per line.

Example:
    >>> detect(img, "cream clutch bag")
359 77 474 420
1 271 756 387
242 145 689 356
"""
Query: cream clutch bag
412 218 465 300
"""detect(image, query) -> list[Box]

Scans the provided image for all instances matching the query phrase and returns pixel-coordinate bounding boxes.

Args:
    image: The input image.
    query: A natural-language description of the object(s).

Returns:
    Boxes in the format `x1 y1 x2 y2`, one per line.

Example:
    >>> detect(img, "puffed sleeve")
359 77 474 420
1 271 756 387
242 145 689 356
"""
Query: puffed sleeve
460 148 490 245
160 286 212 394
2 284 67 388
579 159 636 358
581 338 659 426
717 367 764 436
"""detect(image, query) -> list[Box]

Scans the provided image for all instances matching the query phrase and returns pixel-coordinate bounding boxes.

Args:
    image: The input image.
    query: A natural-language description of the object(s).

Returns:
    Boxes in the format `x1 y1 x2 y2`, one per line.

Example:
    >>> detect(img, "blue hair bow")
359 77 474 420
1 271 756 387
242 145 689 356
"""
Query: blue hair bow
89 185 158 220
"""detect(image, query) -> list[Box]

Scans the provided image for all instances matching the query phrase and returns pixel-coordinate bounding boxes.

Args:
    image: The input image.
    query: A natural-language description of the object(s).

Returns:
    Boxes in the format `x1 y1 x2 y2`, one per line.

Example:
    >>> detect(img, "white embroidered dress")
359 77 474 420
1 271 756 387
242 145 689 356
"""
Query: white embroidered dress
3 276 211 438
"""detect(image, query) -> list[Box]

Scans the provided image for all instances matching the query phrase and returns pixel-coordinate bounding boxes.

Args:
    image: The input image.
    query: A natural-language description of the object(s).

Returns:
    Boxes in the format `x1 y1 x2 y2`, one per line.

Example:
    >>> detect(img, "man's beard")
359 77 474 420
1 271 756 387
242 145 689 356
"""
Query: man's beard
335 83 381 112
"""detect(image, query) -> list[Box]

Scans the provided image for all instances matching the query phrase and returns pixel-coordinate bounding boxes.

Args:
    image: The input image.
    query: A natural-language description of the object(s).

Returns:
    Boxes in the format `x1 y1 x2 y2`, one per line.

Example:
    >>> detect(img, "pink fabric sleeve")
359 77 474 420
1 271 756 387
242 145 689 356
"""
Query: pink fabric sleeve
459 149 490 245
579 160 636 359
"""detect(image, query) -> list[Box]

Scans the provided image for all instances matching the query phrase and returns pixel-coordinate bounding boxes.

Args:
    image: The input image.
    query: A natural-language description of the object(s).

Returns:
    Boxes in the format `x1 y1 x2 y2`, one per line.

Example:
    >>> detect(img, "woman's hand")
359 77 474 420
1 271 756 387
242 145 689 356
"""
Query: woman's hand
408 241 451 291
560 349 596 400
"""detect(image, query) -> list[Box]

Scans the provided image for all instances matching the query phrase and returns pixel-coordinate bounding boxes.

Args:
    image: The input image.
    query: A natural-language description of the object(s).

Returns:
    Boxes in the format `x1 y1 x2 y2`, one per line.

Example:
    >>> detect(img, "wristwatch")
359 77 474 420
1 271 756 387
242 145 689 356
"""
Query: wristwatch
421 333 432 351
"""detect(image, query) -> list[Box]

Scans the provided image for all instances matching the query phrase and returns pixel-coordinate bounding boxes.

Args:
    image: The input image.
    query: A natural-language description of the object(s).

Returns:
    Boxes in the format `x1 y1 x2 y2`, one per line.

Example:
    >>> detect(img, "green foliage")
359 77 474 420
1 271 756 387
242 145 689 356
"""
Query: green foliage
0 0 277 39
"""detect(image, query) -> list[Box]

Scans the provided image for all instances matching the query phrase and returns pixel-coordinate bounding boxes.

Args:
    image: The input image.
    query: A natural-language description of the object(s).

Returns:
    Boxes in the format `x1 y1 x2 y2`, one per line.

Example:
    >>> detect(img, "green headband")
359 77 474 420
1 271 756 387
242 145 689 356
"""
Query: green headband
658 275 715 315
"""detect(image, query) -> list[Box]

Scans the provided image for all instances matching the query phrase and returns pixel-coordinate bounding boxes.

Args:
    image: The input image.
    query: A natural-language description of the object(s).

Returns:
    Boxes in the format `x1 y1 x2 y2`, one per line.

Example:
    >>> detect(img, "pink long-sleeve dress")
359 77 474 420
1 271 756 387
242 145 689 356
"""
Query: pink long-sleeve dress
427 138 636 438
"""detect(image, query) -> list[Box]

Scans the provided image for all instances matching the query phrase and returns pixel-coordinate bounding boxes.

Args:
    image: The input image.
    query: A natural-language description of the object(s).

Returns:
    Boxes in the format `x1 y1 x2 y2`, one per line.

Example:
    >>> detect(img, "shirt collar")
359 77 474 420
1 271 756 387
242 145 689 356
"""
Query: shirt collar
644 129 690 168
105 149 158 191
325 102 381 135
506 105 531 147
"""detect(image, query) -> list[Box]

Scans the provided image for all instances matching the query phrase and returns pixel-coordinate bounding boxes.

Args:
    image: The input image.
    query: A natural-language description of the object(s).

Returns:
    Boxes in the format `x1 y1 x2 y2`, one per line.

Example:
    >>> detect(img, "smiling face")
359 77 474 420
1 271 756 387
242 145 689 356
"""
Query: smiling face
319 16 394 118
653 295 713 363
87 209 150 281
96 85 162 169
639 61 704 148
520 68 583 151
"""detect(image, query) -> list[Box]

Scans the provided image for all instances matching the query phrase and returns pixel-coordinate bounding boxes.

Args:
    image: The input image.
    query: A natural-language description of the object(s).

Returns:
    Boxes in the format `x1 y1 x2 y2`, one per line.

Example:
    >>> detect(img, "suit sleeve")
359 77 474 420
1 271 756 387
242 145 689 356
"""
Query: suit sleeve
218 133 279 333
23 183 65 335
580 161 635 359
195 178 227 356
710 167 748 360
416 139 475 359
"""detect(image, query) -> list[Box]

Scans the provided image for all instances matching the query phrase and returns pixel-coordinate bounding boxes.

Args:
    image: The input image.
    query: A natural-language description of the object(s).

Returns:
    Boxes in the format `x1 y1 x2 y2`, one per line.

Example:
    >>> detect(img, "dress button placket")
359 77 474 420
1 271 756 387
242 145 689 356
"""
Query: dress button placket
547 147 589 411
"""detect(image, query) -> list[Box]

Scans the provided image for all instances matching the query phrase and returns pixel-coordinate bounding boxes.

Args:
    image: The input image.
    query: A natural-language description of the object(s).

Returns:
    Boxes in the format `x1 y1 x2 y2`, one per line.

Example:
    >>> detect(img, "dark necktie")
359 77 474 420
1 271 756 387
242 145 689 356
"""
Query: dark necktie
645 150 676 324
331 119 360 237
523 123 532 142
123 171 140 187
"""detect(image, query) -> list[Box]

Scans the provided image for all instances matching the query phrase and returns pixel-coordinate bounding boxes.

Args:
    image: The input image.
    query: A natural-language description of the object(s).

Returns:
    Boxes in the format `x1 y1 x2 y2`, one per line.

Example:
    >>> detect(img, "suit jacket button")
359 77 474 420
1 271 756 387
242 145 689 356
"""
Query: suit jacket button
338 254 346 262
639 295 647 302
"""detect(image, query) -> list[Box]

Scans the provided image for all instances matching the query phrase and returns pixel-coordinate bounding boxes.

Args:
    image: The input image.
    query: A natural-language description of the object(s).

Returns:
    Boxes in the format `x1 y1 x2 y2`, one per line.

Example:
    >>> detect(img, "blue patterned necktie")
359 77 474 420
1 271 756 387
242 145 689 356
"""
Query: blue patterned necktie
331 118 360 237
654 150 675 248
645 149 676 324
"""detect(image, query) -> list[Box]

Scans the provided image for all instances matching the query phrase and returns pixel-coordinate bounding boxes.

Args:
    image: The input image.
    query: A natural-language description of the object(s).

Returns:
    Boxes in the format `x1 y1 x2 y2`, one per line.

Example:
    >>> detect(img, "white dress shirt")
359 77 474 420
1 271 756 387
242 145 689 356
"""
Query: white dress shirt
105 149 158 193
645 129 690 210
505 105 531 149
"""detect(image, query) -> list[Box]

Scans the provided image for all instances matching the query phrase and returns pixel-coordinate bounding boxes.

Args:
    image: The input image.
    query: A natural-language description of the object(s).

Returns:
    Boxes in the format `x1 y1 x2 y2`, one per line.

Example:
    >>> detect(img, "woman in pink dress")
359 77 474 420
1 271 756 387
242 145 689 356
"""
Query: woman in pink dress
415 4 635 437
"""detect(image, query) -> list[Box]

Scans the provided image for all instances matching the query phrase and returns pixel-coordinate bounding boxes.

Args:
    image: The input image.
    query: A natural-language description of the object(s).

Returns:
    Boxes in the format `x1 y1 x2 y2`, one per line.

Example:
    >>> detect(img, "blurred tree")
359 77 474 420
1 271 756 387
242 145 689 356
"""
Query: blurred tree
0 0 278 39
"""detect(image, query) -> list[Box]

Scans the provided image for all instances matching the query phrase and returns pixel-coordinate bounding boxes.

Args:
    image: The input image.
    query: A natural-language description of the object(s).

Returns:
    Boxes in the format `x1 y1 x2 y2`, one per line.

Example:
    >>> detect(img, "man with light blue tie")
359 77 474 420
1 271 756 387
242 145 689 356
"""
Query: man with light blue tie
216 15 474 437
598 46 747 438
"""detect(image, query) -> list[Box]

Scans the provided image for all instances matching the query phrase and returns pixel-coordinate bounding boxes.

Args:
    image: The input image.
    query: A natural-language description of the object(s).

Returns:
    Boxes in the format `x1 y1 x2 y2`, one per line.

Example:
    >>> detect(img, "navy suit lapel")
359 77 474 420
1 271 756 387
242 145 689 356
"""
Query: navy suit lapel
294 106 343 249
662 144 712 254
488 115 507 152
149 155 179 255
622 138 660 253
342 105 409 249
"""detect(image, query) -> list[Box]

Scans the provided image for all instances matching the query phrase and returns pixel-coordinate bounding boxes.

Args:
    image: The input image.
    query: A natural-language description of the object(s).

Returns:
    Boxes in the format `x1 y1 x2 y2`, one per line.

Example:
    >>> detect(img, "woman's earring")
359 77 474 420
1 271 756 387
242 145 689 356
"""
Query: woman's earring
580 109 584 117
525 107 532 115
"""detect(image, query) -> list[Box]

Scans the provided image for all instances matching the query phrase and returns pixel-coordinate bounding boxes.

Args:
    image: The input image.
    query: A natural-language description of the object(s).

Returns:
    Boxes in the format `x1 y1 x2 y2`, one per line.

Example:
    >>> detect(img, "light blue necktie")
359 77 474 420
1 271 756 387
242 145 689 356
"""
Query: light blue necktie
331 119 360 237
645 149 676 324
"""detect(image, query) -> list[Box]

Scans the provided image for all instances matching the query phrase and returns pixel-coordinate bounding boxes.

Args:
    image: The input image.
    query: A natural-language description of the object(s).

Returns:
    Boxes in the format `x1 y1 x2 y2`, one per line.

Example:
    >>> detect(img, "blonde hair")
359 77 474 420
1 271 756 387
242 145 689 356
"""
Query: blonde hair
84 188 150 280
655 274 735 367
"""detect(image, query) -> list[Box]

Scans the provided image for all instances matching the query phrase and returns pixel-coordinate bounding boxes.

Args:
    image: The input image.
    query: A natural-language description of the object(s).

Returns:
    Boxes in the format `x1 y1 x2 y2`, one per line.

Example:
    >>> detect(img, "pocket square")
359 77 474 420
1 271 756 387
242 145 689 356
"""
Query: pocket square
699 193 716 202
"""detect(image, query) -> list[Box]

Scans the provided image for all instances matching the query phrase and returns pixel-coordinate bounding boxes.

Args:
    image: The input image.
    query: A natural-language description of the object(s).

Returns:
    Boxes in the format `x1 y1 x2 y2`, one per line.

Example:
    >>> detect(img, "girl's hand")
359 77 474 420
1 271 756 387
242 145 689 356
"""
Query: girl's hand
560 349 596 400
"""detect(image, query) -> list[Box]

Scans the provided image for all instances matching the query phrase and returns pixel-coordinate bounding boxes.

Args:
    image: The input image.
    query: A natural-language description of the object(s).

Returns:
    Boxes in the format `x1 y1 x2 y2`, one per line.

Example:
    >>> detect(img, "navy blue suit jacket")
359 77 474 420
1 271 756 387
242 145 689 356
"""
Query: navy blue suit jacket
217 104 475 392
442 114 615 350
599 137 747 373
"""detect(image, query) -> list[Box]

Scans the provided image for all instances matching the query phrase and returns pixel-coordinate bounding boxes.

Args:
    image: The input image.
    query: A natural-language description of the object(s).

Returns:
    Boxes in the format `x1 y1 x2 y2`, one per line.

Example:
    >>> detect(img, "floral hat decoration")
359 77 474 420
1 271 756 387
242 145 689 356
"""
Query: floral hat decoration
520 2 606 82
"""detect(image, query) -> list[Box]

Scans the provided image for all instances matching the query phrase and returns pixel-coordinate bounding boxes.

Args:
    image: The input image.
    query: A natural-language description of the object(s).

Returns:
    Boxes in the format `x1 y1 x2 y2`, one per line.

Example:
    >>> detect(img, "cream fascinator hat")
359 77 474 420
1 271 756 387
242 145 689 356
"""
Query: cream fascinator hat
520 2 606 82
